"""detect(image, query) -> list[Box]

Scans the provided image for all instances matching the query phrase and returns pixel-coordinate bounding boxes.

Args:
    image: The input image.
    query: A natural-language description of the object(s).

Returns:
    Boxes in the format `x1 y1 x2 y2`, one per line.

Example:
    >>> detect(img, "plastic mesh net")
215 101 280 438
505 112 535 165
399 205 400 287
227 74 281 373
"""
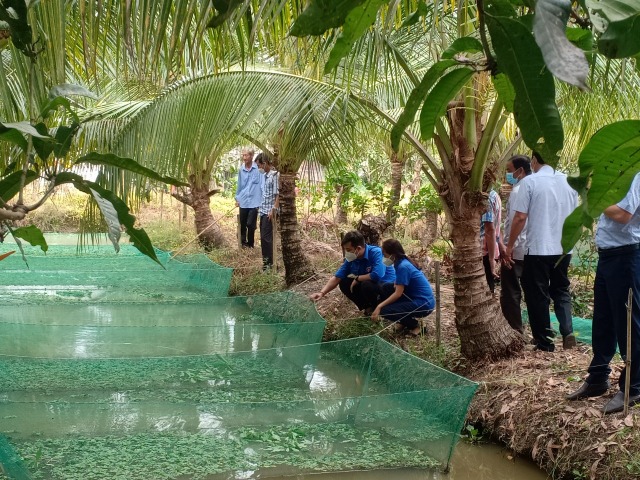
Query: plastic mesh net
0 248 232 303
0 242 477 479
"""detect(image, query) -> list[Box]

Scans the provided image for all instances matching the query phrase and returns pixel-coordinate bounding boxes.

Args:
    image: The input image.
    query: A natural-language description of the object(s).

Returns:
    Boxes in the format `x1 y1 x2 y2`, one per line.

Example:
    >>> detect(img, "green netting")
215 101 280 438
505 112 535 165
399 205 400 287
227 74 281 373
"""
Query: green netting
0 251 232 303
522 310 593 345
0 243 478 478
0 291 325 357
0 336 476 479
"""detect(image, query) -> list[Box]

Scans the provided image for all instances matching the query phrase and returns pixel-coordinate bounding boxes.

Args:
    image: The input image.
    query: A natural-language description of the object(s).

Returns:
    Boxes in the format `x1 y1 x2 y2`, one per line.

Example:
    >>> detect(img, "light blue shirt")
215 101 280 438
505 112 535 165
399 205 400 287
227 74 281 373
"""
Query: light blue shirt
335 244 396 283
595 173 640 249
235 162 263 208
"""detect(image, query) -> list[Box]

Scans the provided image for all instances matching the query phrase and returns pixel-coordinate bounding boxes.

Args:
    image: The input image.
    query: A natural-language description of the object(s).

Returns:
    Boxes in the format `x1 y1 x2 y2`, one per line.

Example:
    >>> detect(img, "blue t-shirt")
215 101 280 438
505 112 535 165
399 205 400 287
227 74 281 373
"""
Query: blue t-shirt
335 244 396 283
394 258 435 310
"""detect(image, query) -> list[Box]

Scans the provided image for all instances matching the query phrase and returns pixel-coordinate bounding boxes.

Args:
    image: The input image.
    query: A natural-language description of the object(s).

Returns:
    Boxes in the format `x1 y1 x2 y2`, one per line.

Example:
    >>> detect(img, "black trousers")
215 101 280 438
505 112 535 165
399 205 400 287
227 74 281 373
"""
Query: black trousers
338 277 382 311
239 207 258 247
260 214 274 266
500 259 524 333
587 246 640 395
483 255 496 293
521 254 573 351
378 282 433 329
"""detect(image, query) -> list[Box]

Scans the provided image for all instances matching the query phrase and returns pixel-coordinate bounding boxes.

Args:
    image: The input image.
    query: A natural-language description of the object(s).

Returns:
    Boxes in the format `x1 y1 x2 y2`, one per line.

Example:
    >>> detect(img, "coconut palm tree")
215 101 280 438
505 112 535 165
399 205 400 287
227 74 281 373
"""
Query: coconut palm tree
107 70 370 281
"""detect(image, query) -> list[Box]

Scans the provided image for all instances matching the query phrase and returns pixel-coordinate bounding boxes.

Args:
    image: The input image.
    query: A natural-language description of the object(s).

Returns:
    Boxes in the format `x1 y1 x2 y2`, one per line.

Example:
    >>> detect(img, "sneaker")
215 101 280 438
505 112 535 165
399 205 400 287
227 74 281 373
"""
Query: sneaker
563 334 577 350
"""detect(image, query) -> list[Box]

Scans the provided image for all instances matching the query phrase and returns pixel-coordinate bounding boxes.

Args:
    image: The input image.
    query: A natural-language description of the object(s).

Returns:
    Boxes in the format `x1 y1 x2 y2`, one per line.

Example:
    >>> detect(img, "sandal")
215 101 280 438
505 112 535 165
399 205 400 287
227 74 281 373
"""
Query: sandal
406 325 428 337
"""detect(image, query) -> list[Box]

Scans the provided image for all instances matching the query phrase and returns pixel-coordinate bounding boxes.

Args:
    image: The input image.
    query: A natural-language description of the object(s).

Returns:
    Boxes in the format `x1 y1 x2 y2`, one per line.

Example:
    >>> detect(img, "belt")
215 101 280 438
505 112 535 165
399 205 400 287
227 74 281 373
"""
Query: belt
597 243 640 257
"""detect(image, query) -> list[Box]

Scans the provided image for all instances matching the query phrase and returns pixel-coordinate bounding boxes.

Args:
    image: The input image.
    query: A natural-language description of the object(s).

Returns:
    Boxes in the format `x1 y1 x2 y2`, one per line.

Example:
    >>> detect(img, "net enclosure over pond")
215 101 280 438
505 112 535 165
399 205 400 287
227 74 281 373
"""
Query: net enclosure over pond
0 243 477 479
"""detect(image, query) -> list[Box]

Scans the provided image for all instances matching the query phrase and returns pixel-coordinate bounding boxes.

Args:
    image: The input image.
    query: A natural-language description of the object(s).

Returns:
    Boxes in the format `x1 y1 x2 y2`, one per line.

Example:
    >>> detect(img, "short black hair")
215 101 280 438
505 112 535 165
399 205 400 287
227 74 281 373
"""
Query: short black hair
531 151 545 165
255 153 272 165
509 155 532 175
341 230 365 249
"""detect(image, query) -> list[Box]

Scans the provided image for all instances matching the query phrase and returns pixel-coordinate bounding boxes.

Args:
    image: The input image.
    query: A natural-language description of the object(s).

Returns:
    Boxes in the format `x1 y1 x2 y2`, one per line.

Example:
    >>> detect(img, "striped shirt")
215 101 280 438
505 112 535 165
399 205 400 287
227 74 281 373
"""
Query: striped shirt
259 170 279 215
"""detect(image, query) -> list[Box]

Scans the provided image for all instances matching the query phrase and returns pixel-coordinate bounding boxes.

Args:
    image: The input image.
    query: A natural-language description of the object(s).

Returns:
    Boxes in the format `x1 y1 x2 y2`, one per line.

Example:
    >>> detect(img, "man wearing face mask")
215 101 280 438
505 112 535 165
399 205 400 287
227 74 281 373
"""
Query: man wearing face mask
505 151 579 351
309 230 395 314
498 155 532 333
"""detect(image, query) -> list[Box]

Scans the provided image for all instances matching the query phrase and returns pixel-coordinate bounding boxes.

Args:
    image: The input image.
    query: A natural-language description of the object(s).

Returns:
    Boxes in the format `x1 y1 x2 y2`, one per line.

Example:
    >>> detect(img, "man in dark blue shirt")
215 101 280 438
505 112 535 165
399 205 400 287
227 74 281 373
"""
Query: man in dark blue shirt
309 230 395 314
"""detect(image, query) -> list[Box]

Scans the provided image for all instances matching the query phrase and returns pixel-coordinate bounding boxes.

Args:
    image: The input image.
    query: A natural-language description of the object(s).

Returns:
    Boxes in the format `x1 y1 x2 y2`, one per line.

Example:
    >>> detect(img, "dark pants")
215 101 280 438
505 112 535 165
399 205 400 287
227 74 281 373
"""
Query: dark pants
500 259 524 333
587 247 640 396
378 283 434 329
239 207 258 247
260 214 274 267
521 254 573 351
483 255 496 293
338 277 382 311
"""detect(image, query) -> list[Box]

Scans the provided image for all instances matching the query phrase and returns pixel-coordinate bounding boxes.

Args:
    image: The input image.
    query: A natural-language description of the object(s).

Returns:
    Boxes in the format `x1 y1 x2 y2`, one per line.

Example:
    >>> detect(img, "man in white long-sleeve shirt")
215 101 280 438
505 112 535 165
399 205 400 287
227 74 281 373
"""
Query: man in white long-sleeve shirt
505 151 579 352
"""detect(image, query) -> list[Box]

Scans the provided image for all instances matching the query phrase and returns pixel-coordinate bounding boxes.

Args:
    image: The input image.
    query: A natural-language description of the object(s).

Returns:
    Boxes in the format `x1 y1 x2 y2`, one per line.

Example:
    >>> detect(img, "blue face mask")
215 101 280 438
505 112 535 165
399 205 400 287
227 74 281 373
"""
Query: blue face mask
505 172 518 185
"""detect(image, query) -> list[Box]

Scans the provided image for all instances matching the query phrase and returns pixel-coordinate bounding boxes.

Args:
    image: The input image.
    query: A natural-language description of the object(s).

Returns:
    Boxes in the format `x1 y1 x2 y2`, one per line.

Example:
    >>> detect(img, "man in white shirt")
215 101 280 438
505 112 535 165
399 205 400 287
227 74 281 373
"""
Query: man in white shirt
498 155 532 333
505 151 579 351
567 173 640 413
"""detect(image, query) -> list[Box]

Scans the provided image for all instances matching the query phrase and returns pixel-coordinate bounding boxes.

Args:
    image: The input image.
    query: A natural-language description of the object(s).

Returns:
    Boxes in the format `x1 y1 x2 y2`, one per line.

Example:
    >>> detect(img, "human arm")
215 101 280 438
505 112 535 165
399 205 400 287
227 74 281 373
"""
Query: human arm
603 205 633 224
505 211 527 266
268 193 279 220
367 247 386 282
309 276 341 301
484 221 498 278
371 284 405 321
235 170 243 206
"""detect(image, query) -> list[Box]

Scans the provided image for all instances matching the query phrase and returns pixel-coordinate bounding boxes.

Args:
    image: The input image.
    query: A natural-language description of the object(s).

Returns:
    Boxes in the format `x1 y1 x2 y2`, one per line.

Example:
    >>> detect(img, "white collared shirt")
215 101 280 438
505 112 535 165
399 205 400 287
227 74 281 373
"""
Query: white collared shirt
595 172 640 249
512 165 578 256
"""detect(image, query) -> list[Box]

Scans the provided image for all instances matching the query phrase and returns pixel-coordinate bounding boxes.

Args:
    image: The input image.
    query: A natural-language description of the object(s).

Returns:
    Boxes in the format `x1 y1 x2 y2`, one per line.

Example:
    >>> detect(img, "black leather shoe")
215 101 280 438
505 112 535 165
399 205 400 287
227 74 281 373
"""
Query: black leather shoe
602 391 640 414
566 381 610 401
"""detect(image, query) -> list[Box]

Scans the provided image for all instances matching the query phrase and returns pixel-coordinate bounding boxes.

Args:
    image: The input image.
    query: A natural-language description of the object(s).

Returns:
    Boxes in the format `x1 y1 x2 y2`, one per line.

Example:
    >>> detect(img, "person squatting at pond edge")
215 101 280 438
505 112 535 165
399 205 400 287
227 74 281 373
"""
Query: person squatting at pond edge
505 151 578 352
498 155 532 334
235 147 262 249
372 239 435 337
309 230 395 314
567 172 640 414
256 153 279 271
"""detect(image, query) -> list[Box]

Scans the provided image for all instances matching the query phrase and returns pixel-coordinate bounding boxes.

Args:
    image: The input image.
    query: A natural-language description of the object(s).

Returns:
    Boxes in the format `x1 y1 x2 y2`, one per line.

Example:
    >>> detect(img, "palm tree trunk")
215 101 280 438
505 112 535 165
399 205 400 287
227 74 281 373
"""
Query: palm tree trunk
171 173 225 251
446 193 522 359
191 184 225 250
335 185 348 224
386 152 403 228
279 172 314 285
423 210 438 248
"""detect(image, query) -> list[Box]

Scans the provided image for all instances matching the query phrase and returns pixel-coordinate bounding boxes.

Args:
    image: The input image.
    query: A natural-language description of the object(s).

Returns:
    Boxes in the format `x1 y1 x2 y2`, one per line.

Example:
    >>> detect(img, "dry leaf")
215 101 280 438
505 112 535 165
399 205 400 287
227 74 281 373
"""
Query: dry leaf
547 378 560 386
624 414 634 427
597 444 606 453
546 440 556 462
590 457 602 480
564 406 577 413
500 403 511 415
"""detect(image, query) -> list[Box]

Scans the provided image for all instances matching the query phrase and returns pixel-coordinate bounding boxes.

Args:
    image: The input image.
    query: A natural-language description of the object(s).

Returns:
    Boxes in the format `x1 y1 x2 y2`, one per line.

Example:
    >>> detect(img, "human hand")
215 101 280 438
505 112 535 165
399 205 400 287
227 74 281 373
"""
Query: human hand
503 246 515 269
235 200 239 207
350 279 358 293
371 307 381 321
309 292 323 302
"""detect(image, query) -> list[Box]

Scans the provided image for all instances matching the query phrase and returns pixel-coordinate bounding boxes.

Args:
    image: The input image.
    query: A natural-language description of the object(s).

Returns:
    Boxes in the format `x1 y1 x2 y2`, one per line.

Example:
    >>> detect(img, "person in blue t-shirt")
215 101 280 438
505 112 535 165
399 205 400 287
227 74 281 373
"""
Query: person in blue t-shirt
309 230 395 314
372 238 435 336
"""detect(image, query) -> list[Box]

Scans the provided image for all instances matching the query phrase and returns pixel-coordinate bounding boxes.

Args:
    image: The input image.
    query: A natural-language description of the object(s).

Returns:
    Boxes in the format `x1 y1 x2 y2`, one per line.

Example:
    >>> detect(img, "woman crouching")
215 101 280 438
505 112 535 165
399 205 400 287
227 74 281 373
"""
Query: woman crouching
372 239 435 336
